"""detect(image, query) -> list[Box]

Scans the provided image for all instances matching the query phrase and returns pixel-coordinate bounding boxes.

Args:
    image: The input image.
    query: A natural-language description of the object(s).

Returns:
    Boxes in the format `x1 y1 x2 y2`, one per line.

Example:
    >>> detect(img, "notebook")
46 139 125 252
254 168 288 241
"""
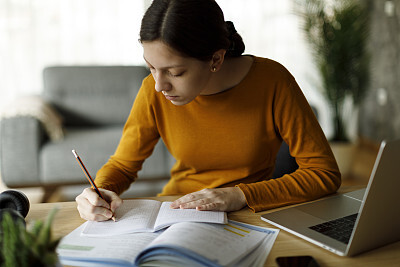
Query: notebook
261 139 400 256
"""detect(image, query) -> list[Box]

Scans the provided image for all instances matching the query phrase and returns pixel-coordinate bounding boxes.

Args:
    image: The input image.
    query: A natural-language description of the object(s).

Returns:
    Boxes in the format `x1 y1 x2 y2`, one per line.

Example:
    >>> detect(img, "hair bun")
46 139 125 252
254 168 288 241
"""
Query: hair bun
225 21 237 38
225 21 245 57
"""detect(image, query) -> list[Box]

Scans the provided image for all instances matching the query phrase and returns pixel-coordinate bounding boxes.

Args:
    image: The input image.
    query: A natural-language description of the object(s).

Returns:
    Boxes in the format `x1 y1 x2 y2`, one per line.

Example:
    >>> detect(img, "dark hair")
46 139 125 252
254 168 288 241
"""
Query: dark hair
139 0 245 61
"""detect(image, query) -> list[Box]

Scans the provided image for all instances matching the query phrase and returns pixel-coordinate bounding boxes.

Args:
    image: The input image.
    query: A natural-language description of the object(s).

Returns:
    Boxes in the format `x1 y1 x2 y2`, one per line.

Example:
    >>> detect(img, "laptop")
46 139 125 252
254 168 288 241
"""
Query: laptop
261 139 400 256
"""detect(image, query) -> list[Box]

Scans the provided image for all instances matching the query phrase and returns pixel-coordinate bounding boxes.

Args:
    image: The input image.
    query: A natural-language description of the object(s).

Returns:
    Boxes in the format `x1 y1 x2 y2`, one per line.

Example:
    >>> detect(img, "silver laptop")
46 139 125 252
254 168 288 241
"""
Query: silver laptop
261 139 400 256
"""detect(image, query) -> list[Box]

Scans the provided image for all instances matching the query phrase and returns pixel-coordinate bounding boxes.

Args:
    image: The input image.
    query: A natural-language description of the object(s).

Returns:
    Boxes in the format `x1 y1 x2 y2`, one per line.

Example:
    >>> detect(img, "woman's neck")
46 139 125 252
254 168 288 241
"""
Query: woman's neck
203 55 254 96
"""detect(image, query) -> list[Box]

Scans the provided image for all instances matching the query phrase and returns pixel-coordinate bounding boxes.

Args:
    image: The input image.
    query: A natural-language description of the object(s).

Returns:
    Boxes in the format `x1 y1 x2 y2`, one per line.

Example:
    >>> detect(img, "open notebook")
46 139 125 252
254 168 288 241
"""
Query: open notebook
82 199 227 236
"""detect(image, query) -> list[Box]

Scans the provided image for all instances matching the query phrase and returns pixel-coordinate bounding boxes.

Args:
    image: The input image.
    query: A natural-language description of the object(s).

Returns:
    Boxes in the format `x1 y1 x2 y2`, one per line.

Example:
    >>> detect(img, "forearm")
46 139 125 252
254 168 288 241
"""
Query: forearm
95 158 141 195
237 167 341 212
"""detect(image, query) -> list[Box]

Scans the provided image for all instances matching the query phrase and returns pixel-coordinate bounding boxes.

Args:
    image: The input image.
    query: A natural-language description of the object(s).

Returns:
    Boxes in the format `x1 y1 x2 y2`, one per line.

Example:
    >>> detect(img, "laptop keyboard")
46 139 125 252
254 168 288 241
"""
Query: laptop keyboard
308 213 358 244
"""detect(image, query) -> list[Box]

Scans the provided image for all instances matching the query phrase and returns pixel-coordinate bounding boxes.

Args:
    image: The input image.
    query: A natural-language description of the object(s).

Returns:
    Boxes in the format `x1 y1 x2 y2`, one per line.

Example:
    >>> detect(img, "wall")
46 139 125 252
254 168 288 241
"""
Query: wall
359 0 400 142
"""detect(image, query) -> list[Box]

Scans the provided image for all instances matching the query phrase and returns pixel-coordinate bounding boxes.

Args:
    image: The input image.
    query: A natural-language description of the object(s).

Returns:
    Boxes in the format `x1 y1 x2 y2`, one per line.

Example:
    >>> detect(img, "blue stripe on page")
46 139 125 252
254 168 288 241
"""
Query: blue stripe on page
228 220 276 234
59 256 132 267
135 245 222 267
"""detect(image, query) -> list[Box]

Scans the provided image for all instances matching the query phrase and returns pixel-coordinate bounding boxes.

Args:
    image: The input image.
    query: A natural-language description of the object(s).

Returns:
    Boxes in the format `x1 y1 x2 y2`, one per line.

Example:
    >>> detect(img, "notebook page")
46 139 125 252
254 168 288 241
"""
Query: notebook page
153 201 227 231
58 223 160 266
81 199 161 236
61 232 158 266
137 222 266 266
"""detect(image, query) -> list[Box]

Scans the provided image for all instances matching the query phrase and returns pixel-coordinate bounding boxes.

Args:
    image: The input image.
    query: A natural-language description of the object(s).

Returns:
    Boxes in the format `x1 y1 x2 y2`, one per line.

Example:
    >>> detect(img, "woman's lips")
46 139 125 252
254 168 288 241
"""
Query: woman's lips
162 91 178 101
164 95 178 101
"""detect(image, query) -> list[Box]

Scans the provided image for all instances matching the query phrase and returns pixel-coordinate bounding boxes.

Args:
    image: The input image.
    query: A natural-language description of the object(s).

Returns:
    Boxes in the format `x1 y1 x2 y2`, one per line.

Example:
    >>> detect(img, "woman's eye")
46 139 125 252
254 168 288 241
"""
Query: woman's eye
168 71 184 77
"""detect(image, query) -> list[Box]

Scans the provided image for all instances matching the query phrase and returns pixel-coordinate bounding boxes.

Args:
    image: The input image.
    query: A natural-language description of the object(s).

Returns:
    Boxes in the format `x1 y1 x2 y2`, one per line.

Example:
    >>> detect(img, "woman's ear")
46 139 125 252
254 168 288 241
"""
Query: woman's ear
210 49 226 72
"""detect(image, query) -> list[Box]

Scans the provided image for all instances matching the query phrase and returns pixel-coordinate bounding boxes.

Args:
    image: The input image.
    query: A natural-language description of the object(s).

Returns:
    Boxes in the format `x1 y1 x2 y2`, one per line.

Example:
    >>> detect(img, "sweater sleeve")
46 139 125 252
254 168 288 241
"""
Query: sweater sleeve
237 76 341 212
94 75 160 195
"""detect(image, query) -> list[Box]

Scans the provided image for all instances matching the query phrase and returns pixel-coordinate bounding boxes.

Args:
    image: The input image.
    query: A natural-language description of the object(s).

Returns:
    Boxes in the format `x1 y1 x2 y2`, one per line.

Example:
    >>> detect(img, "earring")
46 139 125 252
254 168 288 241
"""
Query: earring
211 66 217 72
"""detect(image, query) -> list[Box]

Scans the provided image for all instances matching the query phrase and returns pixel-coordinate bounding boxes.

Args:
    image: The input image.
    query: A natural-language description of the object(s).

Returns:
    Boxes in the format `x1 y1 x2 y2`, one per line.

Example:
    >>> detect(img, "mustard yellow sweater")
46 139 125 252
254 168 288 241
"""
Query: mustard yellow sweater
95 57 341 212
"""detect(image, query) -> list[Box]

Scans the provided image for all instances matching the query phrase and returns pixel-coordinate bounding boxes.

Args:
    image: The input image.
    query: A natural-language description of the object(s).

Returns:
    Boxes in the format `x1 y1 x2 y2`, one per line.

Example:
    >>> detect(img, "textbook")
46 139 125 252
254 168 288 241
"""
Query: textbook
57 220 279 267
81 199 227 236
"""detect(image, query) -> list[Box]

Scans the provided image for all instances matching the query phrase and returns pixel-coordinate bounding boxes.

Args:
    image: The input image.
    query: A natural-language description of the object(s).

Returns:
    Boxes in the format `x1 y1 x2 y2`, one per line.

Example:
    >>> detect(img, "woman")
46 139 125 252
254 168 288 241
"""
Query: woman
76 0 341 221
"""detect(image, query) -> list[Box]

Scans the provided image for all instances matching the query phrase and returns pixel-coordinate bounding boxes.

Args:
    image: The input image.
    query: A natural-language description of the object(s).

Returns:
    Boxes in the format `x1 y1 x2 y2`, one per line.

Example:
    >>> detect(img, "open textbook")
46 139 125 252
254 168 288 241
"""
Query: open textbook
82 199 227 236
58 220 279 267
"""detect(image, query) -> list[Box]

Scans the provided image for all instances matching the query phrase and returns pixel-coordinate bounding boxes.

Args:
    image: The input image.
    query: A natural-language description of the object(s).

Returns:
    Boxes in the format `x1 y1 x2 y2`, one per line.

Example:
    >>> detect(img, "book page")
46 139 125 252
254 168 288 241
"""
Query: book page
140 221 265 266
233 224 279 266
58 223 160 266
153 202 227 231
81 199 161 236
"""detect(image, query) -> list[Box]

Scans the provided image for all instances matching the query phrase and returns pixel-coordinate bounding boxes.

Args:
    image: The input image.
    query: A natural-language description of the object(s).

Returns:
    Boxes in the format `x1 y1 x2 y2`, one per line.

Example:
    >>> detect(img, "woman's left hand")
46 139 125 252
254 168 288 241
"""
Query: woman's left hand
170 187 247 212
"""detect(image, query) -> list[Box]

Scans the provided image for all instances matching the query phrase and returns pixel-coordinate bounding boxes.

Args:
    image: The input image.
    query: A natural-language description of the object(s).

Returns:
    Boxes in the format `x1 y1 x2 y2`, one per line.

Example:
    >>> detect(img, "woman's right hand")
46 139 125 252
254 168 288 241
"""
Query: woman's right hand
75 187 123 221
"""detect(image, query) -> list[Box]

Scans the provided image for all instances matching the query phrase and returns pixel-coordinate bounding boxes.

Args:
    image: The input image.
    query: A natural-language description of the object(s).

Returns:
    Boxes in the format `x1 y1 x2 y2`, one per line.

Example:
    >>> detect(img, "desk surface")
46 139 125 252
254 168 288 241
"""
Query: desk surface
26 187 400 267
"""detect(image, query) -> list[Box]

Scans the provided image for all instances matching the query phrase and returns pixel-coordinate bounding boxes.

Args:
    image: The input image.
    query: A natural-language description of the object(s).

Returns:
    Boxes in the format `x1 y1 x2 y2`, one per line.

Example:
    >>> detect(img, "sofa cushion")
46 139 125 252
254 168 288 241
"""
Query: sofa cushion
41 126 171 185
43 66 150 126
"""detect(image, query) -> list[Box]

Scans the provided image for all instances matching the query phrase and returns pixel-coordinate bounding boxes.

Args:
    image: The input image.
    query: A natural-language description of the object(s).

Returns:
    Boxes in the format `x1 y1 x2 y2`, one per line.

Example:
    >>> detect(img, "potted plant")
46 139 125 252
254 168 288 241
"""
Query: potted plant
0 208 61 266
298 0 370 175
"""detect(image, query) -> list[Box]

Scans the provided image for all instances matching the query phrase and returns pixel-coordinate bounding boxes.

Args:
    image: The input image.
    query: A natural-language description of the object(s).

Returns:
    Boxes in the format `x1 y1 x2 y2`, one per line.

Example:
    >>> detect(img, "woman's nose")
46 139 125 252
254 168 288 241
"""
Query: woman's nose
153 72 170 92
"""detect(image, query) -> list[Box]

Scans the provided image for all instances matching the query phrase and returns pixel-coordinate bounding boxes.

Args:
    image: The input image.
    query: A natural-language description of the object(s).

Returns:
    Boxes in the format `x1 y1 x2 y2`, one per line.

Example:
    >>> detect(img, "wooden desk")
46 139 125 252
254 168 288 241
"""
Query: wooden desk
26 192 400 267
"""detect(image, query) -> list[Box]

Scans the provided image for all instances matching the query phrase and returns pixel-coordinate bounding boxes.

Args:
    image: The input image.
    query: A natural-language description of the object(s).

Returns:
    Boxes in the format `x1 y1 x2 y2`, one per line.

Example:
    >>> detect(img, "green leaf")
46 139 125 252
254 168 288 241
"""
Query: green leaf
0 208 62 266
297 0 370 141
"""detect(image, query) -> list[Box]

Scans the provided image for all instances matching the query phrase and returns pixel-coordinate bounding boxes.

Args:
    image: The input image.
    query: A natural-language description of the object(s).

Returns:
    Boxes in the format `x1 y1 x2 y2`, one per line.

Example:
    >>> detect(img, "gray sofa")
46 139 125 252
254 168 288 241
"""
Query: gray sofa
0 66 174 201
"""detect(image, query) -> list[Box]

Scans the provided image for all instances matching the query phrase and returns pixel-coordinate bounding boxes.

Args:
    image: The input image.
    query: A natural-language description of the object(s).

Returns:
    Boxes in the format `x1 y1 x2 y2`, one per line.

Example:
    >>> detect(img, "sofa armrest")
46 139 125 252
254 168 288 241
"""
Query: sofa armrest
0 117 45 187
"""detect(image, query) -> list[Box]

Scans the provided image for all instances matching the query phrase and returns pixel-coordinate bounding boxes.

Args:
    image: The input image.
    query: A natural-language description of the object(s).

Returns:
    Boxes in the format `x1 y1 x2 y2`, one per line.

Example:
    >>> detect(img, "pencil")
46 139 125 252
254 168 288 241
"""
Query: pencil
72 149 116 222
